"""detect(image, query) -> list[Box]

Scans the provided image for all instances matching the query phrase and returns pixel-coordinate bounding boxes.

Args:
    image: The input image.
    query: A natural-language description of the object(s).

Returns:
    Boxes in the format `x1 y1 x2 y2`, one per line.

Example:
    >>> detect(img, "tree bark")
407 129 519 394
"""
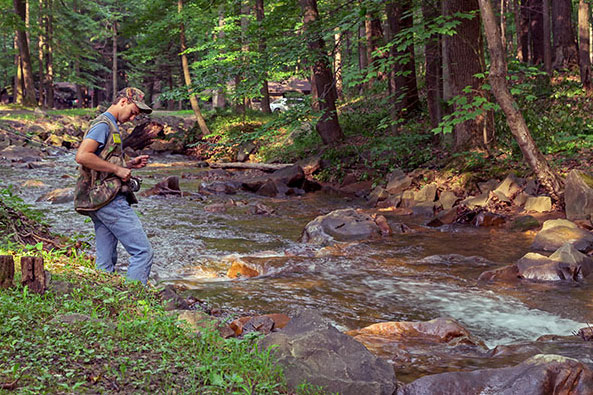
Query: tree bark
14 35 23 104
178 0 210 135
13 0 36 106
478 0 563 201
543 0 552 74
255 0 271 113
578 0 592 93
552 0 578 69
20 256 47 294
358 22 368 71
422 0 443 128
0 255 14 289
444 0 493 150
299 0 343 145
387 0 420 119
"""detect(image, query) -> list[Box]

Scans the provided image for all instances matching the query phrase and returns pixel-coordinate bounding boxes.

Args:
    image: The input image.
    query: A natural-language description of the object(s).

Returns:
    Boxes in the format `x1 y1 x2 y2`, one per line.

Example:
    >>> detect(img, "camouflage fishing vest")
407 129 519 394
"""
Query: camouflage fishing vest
74 113 137 214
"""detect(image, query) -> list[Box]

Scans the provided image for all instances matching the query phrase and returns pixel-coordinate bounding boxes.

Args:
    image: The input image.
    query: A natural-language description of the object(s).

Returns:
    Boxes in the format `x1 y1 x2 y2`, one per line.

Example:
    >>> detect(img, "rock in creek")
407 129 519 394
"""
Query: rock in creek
259 310 397 395
140 176 182 197
36 187 74 204
397 354 593 395
524 196 552 213
386 169 412 195
230 313 290 336
565 169 593 221
532 219 593 252
300 208 382 245
479 242 593 282
0 145 45 162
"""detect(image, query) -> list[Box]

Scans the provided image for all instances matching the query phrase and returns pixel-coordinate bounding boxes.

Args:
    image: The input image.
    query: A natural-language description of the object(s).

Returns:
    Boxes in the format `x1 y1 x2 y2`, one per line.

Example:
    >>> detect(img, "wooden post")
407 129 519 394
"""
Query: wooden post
20 256 47 294
0 255 15 289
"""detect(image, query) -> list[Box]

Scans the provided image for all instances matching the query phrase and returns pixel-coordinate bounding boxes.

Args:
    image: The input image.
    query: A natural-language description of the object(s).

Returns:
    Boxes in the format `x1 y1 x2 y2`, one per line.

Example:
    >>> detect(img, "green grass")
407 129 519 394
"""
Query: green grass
0 248 289 393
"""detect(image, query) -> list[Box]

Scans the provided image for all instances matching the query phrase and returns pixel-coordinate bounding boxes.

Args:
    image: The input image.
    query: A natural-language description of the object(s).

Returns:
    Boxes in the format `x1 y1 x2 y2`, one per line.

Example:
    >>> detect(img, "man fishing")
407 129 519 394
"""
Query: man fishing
74 87 153 284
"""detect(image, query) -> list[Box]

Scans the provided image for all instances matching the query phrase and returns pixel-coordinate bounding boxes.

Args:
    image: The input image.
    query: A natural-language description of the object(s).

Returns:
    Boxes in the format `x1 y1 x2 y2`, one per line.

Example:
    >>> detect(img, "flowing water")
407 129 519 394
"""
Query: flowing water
2 151 592 379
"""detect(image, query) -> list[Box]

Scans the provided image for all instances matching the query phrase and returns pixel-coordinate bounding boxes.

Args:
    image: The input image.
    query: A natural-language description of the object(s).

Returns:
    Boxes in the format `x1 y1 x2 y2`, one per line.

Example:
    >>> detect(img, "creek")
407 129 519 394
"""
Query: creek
2 151 592 381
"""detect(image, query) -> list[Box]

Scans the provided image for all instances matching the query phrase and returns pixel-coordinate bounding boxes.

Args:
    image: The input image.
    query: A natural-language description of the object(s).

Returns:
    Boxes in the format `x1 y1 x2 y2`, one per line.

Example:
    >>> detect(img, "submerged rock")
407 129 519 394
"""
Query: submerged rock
398 354 593 395
510 215 540 232
259 310 397 395
300 208 382 245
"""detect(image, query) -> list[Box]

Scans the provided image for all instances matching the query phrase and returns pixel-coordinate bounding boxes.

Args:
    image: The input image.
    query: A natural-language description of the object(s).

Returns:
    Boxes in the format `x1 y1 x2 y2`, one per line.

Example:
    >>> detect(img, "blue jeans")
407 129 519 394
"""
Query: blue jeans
89 194 153 284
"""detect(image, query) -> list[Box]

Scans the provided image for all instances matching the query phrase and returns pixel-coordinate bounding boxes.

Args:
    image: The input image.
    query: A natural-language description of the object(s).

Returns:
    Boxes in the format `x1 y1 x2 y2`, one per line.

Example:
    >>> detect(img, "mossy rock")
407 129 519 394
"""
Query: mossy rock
510 215 540 232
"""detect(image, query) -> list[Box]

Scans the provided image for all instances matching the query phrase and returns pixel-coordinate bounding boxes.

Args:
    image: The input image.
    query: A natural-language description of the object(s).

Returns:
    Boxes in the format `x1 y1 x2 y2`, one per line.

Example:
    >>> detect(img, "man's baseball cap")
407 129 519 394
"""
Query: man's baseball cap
119 87 152 114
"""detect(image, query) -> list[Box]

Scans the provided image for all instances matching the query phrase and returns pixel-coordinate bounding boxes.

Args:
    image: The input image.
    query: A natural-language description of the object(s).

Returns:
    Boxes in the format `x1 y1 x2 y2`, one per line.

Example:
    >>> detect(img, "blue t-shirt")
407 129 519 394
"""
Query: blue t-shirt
85 112 119 155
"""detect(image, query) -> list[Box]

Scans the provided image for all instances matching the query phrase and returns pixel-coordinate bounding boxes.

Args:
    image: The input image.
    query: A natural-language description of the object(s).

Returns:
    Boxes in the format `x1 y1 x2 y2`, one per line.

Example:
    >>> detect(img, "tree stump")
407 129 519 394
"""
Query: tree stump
20 256 47 294
0 255 15 289
122 121 164 151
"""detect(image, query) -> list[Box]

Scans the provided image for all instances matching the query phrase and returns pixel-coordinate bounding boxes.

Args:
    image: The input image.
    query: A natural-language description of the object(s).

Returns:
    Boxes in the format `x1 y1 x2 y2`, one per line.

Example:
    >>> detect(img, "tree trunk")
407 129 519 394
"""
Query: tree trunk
519 0 530 62
299 0 343 145
500 0 507 50
529 0 544 64
552 0 578 69
334 29 343 100
365 15 384 83
387 0 420 118
478 0 563 201
358 22 368 71
112 22 117 101
14 35 23 104
543 0 552 73
212 5 226 109
514 0 522 60
13 0 36 106
255 0 271 113
422 0 443 128
178 0 210 135
37 0 45 107
579 0 592 93
444 0 493 150
46 0 53 108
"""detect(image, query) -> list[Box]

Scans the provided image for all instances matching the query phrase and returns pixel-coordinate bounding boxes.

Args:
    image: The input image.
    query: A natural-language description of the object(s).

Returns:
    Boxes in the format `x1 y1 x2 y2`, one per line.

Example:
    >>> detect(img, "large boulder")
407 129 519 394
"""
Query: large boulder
532 219 593 252
398 354 593 395
565 169 593 221
386 169 412 194
259 310 397 395
300 209 382 245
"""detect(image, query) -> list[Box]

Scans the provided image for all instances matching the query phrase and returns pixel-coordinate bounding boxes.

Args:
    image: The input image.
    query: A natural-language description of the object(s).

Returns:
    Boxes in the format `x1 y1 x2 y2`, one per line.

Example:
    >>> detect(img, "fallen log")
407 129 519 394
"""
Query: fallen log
122 121 164 151
209 162 294 172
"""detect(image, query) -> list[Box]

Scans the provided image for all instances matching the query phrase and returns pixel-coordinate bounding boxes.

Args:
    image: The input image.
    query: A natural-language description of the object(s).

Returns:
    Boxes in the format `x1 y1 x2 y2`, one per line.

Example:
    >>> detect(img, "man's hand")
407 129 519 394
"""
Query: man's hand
115 166 132 182
127 155 149 169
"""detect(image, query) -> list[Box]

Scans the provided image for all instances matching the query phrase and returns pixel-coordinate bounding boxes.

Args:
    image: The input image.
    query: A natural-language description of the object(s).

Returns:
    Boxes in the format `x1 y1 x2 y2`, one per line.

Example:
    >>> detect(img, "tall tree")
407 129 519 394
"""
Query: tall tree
518 0 529 61
444 0 493 150
386 0 419 118
529 0 544 64
178 0 209 135
543 0 551 74
299 0 343 145
552 0 578 69
478 0 563 201
13 0 36 106
365 13 384 84
422 0 442 128
255 0 271 113
578 0 592 93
